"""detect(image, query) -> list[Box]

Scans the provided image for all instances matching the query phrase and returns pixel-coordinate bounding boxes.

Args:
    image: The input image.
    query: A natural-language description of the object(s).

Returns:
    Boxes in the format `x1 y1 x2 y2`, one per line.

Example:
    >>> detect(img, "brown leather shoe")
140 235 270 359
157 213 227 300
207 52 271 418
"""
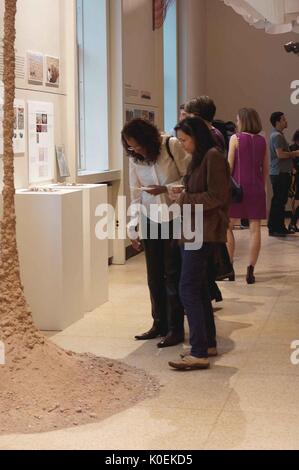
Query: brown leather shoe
157 331 184 348
169 355 210 370
180 347 218 358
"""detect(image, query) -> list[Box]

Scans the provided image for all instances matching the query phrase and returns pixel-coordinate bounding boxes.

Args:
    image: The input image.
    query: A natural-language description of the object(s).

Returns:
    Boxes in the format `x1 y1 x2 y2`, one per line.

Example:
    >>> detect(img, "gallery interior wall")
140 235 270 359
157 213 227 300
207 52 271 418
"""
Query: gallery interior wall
205 0 299 141
122 0 164 249
0 0 73 193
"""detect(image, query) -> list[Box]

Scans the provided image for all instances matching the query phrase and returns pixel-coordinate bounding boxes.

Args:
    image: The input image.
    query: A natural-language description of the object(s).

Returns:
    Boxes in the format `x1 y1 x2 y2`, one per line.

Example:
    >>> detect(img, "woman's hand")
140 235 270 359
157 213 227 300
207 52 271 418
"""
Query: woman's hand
143 185 167 196
168 185 185 202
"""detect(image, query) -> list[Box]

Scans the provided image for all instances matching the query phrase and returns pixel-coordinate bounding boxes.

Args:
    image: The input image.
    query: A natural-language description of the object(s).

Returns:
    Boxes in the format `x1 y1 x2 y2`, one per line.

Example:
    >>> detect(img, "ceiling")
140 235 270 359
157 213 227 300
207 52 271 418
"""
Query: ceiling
222 0 299 33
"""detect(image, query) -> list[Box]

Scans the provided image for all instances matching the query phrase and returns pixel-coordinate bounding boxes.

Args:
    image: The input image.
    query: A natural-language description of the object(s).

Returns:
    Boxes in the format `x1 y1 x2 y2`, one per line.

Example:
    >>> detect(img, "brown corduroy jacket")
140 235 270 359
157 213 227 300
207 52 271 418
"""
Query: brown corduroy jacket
178 148 231 243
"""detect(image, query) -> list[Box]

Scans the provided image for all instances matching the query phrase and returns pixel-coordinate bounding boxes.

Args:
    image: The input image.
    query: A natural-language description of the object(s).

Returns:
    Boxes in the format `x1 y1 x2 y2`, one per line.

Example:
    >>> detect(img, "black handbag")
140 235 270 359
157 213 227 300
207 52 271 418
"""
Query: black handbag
231 176 243 203
231 136 243 203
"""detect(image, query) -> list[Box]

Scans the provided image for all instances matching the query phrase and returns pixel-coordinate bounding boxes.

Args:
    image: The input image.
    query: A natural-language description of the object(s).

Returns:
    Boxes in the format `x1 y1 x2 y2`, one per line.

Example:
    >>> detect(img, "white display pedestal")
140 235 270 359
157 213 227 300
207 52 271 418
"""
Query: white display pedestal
51 184 109 313
15 189 84 331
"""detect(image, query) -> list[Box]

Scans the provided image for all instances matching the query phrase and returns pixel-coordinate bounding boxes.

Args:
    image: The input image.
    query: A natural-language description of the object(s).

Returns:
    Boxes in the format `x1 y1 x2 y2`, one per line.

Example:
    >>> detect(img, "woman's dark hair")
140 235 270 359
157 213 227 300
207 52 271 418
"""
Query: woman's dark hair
293 129 299 143
174 117 217 176
121 118 162 163
270 112 284 128
185 96 217 123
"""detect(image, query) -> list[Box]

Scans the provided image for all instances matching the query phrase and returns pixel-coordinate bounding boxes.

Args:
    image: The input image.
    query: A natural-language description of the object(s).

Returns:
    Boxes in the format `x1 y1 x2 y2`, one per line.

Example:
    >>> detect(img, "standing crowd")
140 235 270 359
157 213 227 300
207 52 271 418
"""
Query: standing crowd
121 96 299 371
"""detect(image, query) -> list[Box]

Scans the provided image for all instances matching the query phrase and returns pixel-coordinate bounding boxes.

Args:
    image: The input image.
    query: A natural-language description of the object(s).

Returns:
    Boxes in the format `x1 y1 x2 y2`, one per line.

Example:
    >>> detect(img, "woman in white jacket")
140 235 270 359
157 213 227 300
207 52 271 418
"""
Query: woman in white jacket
122 118 190 348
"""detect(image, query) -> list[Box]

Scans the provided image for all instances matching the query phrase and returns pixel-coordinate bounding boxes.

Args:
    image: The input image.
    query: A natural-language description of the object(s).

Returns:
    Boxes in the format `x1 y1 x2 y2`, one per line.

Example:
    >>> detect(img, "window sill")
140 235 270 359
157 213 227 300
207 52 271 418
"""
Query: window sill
76 169 121 184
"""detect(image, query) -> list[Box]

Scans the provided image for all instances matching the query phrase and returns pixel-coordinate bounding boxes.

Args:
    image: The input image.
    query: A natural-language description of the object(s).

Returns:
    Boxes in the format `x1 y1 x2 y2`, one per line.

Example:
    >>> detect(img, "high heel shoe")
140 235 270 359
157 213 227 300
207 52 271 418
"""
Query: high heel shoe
246 265 255 285
288 224 299 233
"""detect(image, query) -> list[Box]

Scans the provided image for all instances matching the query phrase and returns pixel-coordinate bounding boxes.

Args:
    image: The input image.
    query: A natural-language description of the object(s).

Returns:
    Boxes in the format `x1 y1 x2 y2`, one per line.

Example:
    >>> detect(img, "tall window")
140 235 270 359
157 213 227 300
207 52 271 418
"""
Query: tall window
163 0 178 133
77 0 109 173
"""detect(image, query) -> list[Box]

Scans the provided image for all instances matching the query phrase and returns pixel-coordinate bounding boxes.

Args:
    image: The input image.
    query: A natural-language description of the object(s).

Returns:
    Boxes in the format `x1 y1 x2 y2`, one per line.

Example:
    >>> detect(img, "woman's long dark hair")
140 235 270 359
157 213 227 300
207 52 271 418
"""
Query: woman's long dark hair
174 117 216 175
121 118 162 164
292 129 299 143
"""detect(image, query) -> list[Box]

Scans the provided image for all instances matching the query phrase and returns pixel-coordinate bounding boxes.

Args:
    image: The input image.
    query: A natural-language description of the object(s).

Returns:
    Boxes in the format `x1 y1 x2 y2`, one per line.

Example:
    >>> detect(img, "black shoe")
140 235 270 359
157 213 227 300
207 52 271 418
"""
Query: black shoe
288 224 299 233
246 265 255 285
269 231 287 237
214 290 223 303
282 226 295 235
157 331 184 348
135 325 166 341
210 284 223 303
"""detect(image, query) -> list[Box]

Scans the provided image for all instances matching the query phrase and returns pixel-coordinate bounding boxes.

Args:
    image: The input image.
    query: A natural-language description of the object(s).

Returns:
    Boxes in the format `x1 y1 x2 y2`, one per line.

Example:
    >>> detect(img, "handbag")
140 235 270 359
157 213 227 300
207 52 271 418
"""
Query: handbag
231 135 243 203
231 176 243 203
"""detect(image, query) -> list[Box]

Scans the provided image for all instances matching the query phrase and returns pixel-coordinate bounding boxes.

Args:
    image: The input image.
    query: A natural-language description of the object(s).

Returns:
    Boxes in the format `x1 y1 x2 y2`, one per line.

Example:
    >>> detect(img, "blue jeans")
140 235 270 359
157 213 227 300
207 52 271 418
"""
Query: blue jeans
180 243 216 358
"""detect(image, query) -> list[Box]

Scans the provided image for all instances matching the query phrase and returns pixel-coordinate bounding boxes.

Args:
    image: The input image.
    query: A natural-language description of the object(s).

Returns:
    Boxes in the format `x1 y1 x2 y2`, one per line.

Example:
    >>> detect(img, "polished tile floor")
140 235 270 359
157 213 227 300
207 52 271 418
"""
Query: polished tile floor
1 227 299 450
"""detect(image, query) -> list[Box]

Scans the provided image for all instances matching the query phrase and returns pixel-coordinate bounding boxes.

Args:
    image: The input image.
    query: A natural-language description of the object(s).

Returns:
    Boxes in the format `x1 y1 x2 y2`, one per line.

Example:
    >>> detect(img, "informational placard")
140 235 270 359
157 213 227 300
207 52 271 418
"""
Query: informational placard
0 85 25 155
125 105 156 124
28 100 55 183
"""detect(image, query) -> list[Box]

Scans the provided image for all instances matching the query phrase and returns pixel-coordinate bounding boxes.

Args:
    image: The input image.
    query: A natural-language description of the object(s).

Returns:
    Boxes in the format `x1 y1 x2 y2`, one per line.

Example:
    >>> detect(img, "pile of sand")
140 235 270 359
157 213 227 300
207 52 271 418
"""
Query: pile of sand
0 312 159 435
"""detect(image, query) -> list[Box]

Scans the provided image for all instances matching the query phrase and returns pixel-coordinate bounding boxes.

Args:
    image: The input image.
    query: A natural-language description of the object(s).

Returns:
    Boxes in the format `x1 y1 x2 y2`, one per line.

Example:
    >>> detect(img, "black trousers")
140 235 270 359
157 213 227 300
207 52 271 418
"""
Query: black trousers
268 173 291 232
142 219 184 335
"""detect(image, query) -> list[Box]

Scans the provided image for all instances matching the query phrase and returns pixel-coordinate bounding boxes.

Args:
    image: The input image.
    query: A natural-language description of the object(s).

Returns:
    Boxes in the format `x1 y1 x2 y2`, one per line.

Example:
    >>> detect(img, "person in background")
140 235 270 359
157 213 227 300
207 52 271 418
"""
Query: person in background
227 108 268 284
184 96 226 151
168 117 231 370
179 104 187 122
289 129 299 232
122 118 190 348
268 112 299 236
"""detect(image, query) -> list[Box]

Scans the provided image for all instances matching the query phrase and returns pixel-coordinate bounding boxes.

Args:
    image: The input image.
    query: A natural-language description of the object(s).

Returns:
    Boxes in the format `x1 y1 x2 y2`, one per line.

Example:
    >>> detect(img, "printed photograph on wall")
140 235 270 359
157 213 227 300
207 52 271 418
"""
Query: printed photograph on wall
133 109 141 119
0 96 26 155
27 51 44 85
45 56 60 88
141 110 149 120
56 145 70 178
18 107 25 130
148 111 155 123
126 109 134 123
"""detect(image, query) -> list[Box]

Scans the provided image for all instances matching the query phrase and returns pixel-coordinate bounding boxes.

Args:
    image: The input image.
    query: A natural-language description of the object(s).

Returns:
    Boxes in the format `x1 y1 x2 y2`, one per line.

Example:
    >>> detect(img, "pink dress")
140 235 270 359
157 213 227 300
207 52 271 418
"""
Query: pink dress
229 133 267 219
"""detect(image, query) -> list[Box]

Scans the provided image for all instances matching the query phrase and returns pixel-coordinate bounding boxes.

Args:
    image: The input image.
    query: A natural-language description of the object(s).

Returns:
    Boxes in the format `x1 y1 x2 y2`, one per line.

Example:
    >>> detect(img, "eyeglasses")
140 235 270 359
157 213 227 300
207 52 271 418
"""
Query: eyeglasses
127 146 143 153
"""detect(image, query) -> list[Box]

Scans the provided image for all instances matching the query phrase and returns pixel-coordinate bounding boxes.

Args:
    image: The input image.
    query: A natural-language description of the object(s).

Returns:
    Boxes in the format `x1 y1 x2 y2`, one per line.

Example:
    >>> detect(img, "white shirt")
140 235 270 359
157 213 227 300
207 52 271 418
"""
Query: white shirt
128 135 190 231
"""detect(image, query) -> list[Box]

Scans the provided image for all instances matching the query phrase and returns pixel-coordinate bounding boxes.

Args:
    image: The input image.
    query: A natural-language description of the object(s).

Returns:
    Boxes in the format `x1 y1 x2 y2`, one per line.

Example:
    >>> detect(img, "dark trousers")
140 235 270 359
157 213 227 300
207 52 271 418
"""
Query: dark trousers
142 220 184 335
179 243 216 358
268 173 291 232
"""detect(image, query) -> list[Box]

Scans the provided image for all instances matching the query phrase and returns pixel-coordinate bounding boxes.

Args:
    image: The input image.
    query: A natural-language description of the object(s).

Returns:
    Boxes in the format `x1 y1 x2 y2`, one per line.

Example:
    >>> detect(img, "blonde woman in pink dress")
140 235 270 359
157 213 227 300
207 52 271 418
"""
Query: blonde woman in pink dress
227 108 268 284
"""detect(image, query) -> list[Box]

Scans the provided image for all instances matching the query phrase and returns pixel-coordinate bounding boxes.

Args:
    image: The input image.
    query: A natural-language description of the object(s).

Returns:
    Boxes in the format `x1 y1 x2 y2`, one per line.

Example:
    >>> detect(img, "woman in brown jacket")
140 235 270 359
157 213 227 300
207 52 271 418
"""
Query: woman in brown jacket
168 117 231 370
